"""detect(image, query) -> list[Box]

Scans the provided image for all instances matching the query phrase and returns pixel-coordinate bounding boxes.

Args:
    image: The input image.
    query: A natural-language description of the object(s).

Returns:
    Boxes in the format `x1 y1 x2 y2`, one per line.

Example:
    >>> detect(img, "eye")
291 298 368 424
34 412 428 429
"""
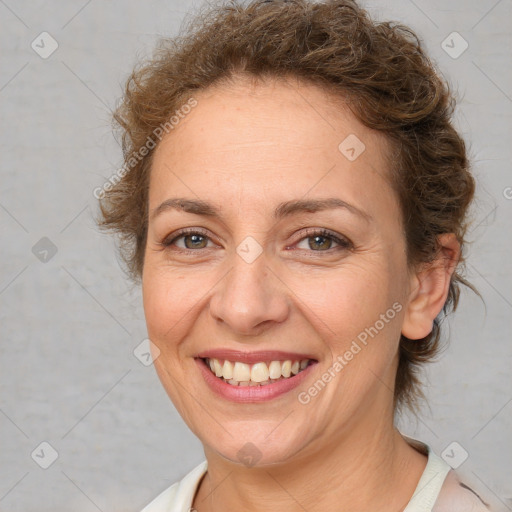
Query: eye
293 228 352 252
161 228 215 251
160 227 352 255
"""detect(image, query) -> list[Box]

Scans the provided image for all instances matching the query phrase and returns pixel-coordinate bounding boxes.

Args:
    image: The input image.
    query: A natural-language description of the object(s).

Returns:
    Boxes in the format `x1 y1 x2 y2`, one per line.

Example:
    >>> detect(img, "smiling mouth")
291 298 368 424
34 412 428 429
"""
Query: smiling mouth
202 357 314 386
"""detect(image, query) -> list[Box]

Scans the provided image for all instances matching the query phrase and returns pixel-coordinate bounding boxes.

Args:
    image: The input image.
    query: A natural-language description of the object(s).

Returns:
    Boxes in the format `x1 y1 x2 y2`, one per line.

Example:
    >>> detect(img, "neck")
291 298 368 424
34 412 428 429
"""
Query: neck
193 405 427 512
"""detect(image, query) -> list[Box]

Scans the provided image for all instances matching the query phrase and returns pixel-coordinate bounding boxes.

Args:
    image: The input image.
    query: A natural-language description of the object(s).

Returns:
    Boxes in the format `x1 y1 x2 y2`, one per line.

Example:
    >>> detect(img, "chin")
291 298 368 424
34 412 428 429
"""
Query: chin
200 422 313 468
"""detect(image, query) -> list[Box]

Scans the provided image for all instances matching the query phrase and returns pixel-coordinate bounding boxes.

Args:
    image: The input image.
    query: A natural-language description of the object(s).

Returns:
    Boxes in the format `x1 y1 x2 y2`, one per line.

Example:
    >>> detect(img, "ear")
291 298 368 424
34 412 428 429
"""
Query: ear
401 234 460 340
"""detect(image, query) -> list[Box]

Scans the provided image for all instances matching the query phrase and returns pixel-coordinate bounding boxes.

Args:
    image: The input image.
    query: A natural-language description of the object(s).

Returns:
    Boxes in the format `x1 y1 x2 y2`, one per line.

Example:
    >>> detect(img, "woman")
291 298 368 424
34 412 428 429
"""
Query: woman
97 1 492 510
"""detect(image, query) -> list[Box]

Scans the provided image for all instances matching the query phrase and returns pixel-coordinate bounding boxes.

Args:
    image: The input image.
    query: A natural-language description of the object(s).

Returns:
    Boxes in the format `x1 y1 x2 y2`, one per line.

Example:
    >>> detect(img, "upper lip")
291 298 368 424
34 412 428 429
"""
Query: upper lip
195 349 317 365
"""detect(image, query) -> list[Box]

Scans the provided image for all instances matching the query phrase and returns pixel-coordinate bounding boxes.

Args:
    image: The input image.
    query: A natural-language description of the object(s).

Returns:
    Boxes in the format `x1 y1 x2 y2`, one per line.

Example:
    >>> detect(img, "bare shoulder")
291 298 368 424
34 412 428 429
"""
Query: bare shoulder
433 470 491 512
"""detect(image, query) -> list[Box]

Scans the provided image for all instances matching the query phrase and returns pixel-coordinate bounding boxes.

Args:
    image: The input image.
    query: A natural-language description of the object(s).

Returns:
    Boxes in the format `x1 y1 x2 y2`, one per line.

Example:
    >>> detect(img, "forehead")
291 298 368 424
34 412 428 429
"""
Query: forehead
149 77 394 216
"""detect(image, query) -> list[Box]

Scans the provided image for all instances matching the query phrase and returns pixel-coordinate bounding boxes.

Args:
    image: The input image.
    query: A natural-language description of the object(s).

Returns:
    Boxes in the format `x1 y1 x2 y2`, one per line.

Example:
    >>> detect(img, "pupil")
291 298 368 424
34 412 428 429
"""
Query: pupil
310 235 331 250
186 234 205 249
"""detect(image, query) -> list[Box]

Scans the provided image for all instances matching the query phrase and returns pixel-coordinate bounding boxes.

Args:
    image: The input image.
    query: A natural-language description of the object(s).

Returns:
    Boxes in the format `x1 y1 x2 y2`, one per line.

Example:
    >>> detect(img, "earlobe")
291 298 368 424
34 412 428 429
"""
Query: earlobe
401 234 460 340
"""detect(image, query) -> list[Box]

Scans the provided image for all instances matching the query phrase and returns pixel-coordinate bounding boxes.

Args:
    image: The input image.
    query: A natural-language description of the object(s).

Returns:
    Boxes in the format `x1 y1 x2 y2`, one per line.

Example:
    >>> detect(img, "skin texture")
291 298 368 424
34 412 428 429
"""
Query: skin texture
142 76 460 512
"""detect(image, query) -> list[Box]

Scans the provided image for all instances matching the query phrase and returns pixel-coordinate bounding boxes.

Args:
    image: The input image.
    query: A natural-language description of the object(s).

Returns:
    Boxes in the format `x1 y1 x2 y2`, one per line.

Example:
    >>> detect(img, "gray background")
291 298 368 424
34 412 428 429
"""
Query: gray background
0 0 511 510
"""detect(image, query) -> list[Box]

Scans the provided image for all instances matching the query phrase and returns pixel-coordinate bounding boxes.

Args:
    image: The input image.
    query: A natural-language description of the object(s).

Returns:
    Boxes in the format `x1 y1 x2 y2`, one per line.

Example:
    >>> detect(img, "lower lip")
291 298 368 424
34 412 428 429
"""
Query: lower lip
195 358 316 403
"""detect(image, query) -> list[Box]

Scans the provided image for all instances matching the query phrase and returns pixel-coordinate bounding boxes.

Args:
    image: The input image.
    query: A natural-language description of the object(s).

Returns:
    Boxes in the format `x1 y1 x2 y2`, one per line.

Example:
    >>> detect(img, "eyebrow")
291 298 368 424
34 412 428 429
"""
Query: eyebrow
150 197 371 223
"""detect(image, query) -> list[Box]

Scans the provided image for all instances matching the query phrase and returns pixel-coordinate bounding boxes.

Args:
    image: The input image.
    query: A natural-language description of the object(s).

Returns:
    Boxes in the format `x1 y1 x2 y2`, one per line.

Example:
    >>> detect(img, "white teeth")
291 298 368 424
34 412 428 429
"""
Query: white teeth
233 362 251 382
281 360 292 378
251 362 270 382
213 359 223 378
205 357 312 385
222 360 233 380
268 360 282 379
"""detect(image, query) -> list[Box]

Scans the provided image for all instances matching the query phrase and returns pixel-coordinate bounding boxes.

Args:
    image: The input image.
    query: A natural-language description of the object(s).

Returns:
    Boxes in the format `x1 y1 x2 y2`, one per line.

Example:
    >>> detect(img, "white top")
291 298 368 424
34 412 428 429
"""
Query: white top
141 439 490 512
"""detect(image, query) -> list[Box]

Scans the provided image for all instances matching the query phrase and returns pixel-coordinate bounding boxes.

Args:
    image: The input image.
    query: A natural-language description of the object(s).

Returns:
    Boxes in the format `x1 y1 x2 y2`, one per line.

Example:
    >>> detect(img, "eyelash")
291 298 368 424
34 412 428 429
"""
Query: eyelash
160 227 353 255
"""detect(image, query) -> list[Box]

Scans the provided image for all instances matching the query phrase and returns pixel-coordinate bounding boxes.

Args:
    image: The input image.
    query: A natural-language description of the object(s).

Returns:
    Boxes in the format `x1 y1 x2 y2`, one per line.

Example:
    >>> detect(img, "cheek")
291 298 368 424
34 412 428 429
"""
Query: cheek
142 267 209 348
290 262 398 341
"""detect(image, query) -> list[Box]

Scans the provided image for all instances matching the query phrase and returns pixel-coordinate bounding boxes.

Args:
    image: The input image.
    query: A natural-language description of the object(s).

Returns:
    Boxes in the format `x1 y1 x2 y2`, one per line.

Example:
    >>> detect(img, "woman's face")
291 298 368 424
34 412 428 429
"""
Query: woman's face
143 77 412 465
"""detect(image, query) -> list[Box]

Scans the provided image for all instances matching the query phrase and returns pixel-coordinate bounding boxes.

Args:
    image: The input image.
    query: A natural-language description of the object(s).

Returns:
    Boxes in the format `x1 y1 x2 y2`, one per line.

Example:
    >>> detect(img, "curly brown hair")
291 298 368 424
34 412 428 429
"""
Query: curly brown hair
96 0 476 413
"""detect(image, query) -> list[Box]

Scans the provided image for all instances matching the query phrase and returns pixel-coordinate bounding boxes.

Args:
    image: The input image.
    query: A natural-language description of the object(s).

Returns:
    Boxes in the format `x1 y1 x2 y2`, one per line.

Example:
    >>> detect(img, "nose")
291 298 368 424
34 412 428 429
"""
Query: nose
209 252 290 335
